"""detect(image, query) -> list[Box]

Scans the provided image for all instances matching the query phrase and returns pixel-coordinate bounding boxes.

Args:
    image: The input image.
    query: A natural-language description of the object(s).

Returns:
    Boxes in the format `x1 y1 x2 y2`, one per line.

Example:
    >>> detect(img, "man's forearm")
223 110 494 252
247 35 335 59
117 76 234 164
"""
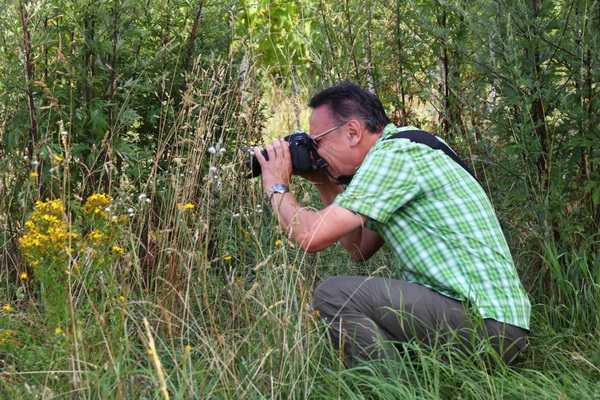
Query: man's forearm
269 191 330 251
269 191 304 238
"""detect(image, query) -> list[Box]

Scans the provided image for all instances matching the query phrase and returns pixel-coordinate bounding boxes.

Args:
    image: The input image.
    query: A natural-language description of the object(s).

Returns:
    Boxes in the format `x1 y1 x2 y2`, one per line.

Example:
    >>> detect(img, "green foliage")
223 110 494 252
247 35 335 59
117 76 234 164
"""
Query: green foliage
238 0 316 86
1 0 599 398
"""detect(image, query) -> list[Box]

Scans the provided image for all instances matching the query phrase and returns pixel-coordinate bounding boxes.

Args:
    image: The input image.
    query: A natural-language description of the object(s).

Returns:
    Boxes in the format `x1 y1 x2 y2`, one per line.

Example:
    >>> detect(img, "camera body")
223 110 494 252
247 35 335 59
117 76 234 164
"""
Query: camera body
247 132 317 178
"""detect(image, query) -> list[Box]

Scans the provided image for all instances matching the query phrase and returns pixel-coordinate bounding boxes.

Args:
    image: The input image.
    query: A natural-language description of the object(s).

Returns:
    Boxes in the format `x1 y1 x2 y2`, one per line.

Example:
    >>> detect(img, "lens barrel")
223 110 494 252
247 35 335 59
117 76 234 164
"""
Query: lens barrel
245 149 268 178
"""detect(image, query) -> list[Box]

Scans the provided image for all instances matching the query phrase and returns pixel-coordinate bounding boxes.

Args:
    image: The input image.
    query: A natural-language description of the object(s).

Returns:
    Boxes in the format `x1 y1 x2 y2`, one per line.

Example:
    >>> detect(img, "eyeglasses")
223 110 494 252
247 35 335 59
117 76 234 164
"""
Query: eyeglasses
310 121 348 146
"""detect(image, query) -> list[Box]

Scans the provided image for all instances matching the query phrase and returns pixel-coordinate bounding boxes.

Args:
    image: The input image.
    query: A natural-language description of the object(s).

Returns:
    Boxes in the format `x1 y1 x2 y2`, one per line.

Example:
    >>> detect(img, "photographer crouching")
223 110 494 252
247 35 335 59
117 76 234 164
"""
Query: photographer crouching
252 81 531 369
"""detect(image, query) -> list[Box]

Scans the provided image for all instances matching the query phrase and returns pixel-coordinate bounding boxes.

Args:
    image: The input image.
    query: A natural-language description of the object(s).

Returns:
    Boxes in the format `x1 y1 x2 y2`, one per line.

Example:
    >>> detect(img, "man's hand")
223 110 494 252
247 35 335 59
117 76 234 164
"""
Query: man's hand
253 138 293 190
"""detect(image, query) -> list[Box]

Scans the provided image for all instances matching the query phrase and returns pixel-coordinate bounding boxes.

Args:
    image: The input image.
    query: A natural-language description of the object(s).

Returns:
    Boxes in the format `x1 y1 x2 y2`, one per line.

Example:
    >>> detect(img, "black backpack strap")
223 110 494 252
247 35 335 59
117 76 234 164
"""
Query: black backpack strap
385 130 476 180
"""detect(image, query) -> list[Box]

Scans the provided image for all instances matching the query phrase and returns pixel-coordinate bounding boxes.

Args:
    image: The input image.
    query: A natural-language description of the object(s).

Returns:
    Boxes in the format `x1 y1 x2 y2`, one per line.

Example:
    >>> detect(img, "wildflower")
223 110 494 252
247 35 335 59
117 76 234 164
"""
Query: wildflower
208 146 216 154
315 310 321 317
20 272 28 279
29 172 38 178
118 295 126 302
275 240 282 246
111 215 128 224
112 245 125 254
49 167 55 173
209 166 217 173
138 193 147 201
88 230 105 242
61 130 68 136
147 349 153 355
54 155 63 162
185 345 192 351
183 203 194 209
223 255 232 261
54 327 64 334
0 330 15 344
2 305 10 312
236 279 243 285
31 160 39 166
219 147 226 154
83 194 112 218
245 231 250 237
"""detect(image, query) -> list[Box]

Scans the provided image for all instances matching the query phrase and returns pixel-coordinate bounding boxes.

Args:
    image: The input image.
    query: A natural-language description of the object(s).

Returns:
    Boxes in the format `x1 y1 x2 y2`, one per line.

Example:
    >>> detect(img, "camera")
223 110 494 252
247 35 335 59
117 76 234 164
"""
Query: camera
245 132 317 178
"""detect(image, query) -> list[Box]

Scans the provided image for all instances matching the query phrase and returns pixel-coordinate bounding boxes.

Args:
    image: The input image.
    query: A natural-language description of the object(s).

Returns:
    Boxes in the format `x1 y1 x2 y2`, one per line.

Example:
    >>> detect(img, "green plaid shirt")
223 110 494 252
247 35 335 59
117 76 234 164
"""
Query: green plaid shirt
334 124 531 330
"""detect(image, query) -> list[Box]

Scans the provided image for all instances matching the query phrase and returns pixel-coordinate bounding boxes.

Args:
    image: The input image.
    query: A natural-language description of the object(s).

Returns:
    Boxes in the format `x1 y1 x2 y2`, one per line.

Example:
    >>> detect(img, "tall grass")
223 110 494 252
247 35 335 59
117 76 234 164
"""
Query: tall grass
1 65 599 400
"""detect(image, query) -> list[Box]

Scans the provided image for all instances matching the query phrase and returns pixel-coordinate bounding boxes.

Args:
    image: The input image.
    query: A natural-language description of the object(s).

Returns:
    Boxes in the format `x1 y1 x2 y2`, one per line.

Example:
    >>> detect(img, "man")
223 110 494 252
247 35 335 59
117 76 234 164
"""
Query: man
253 81 530 368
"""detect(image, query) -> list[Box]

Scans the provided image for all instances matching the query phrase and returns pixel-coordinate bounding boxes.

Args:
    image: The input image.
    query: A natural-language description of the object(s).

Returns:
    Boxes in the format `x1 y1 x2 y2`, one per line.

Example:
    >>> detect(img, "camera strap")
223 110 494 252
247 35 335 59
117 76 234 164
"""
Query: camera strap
385 129 477 180
310 146 355 185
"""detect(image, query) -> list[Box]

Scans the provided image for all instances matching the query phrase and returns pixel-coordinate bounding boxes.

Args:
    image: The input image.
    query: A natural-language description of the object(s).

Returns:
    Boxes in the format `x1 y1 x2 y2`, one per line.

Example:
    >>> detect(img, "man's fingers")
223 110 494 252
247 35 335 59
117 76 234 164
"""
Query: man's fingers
254 139 290 166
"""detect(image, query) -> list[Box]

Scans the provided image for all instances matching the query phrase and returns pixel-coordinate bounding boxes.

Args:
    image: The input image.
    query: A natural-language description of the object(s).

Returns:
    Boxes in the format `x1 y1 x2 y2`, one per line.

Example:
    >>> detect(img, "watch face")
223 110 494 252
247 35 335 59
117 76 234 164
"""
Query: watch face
272 184 288 192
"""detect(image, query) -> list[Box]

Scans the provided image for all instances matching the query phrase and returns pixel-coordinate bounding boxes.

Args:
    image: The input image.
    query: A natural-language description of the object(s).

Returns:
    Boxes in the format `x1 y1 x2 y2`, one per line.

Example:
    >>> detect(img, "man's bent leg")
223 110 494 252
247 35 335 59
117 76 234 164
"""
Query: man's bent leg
313 276 400 366
313 276 528 367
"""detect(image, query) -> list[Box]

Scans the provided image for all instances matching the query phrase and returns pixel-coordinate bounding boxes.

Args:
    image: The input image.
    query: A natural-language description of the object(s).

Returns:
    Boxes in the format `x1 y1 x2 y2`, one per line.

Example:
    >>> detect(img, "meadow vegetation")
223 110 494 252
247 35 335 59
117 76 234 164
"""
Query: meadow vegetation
1 0 598 398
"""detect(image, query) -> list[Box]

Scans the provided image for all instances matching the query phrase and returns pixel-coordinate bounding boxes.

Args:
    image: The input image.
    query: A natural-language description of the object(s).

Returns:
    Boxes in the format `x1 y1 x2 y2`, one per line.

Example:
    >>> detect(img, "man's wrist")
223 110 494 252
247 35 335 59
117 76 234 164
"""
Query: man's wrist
267 183 290 201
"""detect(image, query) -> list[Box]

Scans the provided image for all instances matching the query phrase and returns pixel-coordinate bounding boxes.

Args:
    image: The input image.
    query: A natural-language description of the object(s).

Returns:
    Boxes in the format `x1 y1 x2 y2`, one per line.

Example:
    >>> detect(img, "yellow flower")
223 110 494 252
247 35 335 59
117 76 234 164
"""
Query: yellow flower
315 310 321 317
0 330 15 344
118 296 126 302
185 345 192 351
54 155 63 162
29 172 38 178
55 327 64 334
20 272 28 279
147 349 153 355
275 240 282 246
223 255 232 261
82 193 112 218
183 203 194 209
235 279 243 285
112 245 125 254
245 231 250 237
2 305 10 312
88 230 104 241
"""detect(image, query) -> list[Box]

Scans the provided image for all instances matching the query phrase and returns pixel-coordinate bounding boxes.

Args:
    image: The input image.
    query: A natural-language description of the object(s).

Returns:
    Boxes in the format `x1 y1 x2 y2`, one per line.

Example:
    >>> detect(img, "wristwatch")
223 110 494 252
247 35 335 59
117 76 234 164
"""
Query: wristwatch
267 183 289 201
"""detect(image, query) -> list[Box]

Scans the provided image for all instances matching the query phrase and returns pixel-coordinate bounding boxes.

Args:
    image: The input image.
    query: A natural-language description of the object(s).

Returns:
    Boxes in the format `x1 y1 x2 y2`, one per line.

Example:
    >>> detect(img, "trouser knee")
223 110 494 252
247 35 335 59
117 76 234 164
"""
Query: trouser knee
313 276 337 302
312 276 338 315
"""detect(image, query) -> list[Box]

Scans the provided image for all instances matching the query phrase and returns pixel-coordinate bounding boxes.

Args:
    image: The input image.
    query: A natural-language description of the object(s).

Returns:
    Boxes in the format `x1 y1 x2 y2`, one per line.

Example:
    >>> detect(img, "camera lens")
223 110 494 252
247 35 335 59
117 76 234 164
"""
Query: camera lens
244 148 268 178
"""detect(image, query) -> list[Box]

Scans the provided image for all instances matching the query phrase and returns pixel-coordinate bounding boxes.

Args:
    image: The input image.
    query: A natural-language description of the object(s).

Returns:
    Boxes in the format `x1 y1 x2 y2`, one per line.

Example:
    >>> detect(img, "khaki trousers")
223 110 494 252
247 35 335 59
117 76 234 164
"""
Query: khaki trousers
313 276 528 368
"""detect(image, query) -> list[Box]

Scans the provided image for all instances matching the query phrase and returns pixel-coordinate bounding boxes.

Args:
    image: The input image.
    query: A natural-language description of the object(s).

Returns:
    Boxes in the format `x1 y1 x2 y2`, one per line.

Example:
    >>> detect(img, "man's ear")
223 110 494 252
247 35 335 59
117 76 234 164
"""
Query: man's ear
346 119 363 147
